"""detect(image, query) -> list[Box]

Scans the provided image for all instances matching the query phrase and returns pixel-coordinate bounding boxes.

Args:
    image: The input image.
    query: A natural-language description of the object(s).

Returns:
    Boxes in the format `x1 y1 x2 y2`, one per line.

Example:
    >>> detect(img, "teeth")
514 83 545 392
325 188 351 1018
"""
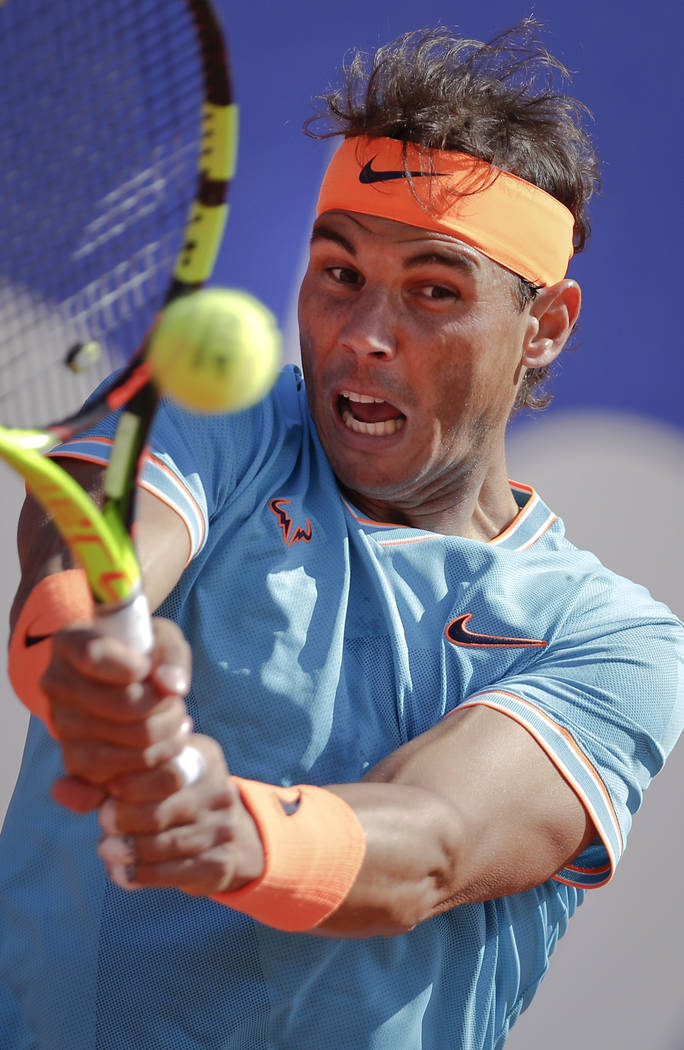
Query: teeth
340 390 387 404
341 409 405 436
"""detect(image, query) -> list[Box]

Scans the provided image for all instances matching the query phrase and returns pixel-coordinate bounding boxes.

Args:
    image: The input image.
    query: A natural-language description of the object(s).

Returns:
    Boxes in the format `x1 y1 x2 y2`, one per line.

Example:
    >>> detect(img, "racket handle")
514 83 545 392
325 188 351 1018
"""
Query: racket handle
94 588 206 787
94 587 154 653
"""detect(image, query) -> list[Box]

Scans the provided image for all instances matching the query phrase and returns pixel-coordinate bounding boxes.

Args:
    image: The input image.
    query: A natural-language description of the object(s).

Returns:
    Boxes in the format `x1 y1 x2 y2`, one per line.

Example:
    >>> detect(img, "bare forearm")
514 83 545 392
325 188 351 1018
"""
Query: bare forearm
311 706 594 937
315 782 463 937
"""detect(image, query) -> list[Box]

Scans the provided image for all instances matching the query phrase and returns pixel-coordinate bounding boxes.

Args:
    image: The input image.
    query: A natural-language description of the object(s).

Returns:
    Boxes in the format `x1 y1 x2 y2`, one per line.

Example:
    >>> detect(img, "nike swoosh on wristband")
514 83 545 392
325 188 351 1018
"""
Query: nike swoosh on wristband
359 158 448 184
24 633 52 647
277 792 302 816
446 613 547 649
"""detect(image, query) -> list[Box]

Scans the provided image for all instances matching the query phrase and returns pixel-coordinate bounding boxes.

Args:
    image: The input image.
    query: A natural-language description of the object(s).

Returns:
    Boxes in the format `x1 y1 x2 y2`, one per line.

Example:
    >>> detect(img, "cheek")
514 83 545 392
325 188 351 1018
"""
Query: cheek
297 315 331 425
298 278 334 365
428 329 521 433
297 285 321 378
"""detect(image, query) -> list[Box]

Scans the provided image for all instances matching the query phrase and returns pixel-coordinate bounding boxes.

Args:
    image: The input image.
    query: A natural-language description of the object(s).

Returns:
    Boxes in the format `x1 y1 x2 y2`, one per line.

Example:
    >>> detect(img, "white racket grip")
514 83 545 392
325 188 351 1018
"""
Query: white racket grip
94 588 154 654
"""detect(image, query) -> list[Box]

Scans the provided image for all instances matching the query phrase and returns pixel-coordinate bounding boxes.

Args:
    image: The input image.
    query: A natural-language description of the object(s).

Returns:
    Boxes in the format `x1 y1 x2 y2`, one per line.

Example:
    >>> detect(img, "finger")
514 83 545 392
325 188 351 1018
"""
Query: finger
108 846 242 896
106 863 142 891
43 666 144 723
105 755 195 803
105 743 209 804
109 744 207 799
99 813 234 869
104 747 210 802
52 696 191 746
97 832 136 864
60 721 194 784
149 618 192 699
51 775 107 812
52 627 150 685
98 775 235 835
45 668 185 726
106 735 223 805
98 790 179 835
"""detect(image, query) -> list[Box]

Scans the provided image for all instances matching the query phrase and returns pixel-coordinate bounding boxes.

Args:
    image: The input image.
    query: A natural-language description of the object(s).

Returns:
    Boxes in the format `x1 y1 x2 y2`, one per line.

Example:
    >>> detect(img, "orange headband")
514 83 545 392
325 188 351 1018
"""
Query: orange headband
316 136 574 286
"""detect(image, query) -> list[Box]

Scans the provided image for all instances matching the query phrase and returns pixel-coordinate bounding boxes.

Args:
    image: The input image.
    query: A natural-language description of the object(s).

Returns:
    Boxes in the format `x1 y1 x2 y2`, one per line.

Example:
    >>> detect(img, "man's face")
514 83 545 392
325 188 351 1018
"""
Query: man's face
298 211 537 522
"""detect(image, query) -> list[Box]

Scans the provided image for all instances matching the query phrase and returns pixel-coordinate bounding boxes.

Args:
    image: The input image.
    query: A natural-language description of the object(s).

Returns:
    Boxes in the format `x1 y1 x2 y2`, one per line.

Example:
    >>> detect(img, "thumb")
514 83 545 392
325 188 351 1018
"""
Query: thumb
149 616 192 698
52 775 107 813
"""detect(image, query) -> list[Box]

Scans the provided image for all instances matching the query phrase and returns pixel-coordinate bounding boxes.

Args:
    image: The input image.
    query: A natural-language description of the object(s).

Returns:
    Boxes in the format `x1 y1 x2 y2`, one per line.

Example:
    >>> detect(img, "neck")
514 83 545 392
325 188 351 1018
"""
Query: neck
342 463 519 540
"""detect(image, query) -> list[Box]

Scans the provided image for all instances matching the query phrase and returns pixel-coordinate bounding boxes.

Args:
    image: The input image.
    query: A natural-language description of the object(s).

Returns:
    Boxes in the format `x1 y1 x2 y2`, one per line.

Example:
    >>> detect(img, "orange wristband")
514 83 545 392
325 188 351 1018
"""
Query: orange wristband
211 777 366 932
7 570 94 735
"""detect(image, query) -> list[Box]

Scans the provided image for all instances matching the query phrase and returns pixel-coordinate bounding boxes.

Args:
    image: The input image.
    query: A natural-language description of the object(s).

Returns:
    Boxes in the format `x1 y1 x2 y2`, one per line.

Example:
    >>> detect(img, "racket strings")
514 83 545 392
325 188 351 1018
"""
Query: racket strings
0 0 223 430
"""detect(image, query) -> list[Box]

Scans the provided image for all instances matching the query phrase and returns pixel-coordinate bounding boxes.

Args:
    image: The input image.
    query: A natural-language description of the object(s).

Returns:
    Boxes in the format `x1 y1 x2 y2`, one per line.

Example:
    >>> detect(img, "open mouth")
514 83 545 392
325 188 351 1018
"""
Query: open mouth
338 390 406 436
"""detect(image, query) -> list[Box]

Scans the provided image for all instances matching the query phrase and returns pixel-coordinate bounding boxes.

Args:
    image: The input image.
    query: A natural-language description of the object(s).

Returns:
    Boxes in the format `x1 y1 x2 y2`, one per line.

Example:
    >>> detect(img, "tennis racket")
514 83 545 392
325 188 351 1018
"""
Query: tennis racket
0 0 236 772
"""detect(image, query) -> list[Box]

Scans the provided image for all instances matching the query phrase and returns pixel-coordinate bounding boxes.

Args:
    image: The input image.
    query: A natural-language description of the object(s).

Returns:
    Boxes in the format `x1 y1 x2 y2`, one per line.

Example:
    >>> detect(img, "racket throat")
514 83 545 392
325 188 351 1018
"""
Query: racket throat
104 383 159 521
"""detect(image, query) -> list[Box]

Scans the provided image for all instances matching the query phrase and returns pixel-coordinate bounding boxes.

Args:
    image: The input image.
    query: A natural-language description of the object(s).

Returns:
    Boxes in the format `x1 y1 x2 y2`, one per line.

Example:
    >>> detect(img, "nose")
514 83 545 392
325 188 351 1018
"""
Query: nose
339 287 397 360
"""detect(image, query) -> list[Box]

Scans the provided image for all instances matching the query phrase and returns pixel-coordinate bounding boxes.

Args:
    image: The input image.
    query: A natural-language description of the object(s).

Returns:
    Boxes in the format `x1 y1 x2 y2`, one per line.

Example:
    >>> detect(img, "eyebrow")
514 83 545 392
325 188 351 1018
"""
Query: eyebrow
402 250 479 277
310 223 480 277
310 224 356 254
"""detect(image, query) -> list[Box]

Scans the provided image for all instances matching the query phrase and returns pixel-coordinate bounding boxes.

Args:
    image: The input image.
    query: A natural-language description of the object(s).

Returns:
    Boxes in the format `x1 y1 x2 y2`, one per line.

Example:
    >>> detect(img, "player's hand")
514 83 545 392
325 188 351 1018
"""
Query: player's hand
96 733 265 896
46 617 193 813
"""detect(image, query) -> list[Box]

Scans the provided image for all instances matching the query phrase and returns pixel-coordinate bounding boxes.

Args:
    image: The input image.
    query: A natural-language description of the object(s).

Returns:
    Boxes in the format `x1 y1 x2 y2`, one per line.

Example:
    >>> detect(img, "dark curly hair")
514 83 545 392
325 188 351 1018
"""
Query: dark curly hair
305 18 600 411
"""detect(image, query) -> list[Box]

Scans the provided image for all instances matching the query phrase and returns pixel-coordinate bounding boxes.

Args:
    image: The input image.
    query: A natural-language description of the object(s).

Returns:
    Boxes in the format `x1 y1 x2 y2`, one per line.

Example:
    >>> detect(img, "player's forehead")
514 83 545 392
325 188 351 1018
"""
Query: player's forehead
311 209 491 272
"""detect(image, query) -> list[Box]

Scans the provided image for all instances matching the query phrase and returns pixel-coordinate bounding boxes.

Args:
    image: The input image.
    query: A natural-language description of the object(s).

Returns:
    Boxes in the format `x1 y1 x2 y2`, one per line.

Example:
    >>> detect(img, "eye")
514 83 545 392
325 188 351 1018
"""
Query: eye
328 266 362 287
421 284 458 300
412 283 460 304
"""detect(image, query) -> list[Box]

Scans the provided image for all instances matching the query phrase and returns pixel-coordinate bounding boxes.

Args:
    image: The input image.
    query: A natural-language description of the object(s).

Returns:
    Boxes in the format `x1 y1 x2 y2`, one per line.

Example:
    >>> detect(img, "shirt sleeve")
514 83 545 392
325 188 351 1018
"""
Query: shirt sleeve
50 366 298 563
456 582 684 889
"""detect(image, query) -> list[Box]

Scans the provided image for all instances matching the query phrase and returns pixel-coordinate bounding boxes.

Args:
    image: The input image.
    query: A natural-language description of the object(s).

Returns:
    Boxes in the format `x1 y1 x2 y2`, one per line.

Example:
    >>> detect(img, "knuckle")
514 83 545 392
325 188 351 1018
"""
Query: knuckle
41 668 75 703
49 706 75 734
119 680 148 713
208 784 236 813
49 628 79 661
154 617 191 656
212 817 236 845
204 846 236 888
62 742 99 781
142 739 179 770
127 720 160 750
163 828 186 856
147 801 173 833
135 834 160 864
152 760 187 795
203 735 226 763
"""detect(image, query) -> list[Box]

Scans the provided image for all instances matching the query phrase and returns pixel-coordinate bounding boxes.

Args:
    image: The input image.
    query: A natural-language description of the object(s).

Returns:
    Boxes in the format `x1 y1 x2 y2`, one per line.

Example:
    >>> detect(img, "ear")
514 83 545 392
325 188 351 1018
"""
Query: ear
521 279 582 369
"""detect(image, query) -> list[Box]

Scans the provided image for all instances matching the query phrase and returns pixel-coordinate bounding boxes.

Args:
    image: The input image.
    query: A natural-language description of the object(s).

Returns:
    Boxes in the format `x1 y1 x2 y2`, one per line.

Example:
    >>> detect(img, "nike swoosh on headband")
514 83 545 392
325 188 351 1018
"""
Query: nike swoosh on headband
359 158 448 184
446 613 547 649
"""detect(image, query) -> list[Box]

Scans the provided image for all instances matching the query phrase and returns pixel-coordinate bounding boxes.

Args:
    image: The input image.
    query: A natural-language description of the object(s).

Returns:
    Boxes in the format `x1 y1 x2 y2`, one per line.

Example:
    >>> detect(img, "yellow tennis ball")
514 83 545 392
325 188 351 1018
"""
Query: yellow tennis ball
148 288 281 413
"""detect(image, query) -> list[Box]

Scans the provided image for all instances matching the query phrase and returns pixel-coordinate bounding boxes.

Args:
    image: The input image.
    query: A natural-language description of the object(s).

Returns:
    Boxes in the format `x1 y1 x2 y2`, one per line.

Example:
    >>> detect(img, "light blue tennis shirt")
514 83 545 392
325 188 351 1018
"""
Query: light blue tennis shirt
2 366 683 1049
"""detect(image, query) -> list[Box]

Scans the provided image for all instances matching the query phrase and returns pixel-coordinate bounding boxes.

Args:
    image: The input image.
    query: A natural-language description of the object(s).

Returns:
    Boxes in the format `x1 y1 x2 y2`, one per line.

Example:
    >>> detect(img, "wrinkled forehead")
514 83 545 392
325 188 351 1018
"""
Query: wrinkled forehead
310 209 485 269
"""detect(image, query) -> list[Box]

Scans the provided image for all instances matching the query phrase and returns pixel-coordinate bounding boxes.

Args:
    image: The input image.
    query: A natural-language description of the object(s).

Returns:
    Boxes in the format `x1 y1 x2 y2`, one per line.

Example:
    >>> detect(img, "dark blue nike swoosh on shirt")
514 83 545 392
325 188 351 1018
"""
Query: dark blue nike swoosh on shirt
445 613 547 649
359 159 447 184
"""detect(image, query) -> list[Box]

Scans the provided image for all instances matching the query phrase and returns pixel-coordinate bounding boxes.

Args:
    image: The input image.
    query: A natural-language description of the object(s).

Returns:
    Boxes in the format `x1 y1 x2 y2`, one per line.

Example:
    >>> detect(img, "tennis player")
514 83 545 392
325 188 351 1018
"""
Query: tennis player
2 20 683 1050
